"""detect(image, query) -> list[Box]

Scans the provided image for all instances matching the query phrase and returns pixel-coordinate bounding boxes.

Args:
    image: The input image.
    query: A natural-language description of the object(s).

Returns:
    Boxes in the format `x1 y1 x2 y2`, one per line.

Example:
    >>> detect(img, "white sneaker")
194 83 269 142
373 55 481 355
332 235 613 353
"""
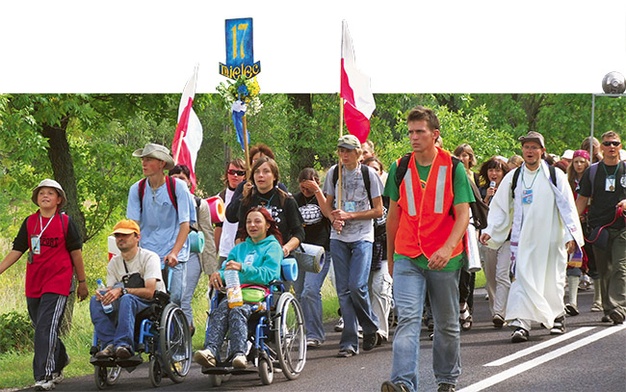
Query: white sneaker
193 349 216 368
34 379 55 391
232 354 247 369
334 317 344 332
51 355 70 384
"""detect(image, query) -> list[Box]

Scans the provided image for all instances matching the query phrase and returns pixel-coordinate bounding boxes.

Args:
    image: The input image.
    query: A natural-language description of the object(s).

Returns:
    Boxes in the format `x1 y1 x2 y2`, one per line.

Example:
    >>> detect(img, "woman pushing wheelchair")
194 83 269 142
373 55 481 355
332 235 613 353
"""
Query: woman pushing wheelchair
194 206 283 369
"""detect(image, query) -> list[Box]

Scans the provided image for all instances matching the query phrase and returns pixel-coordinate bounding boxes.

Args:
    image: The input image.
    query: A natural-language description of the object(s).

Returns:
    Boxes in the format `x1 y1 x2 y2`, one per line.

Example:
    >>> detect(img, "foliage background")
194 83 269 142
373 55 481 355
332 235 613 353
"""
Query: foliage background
0 92 624 388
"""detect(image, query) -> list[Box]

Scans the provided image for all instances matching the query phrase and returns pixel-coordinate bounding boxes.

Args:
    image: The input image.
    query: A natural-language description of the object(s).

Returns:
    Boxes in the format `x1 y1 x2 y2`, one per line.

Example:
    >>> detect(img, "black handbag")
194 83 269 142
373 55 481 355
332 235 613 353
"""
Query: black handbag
122 261 145 288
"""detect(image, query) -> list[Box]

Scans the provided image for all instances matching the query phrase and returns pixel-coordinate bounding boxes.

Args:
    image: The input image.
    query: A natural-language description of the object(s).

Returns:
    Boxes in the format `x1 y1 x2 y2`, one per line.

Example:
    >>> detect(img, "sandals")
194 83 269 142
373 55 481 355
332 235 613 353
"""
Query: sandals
460 303 472 331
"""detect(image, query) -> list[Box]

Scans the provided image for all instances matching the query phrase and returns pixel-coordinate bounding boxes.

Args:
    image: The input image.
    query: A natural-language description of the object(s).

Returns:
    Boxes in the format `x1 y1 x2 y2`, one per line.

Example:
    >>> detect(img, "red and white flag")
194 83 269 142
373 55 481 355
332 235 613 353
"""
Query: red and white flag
172 65 203 192
340 20 375 144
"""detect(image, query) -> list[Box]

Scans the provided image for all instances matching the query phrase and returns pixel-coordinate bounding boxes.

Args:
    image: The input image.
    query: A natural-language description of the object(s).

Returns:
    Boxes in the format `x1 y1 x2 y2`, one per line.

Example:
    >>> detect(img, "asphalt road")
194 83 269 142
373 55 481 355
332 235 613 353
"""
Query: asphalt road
21 287 626 392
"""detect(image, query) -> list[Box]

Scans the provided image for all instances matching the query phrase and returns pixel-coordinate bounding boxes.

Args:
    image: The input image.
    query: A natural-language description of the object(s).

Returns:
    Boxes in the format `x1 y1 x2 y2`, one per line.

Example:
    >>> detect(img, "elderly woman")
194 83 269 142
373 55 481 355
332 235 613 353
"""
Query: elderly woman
193 207 283 369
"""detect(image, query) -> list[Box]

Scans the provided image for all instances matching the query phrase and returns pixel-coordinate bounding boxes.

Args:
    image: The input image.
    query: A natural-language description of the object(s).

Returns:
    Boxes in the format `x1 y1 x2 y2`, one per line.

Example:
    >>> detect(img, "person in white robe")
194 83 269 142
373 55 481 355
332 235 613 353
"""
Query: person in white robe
480 131 584 343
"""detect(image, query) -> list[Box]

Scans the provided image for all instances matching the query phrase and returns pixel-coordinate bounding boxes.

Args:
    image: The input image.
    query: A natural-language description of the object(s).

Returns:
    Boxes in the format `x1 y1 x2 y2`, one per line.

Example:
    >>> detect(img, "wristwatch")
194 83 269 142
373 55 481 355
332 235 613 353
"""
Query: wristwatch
121 288 128 296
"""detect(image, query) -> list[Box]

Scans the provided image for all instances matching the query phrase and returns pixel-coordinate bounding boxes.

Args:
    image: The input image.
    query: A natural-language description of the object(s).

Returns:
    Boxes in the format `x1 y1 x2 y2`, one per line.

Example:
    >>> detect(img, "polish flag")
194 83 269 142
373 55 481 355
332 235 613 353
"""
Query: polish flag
340 20 375 144
172 66 203 192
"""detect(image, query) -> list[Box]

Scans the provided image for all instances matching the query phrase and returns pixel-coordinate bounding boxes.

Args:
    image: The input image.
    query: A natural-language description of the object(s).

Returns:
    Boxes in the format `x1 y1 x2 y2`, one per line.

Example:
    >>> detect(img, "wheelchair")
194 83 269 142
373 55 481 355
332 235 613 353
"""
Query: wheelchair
201 257 307 386
89 289 192 389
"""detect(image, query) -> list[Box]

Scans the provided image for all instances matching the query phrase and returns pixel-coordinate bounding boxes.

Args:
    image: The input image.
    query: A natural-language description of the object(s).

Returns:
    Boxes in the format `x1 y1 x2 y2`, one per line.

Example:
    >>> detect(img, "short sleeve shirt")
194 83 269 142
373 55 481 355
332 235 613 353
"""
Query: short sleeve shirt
322 163 384 243
106 247 166 292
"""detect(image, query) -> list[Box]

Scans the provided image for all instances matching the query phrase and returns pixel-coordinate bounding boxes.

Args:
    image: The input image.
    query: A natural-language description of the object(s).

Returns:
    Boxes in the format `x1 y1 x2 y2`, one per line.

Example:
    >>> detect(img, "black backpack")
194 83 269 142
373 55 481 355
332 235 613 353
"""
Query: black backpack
394 153 489 230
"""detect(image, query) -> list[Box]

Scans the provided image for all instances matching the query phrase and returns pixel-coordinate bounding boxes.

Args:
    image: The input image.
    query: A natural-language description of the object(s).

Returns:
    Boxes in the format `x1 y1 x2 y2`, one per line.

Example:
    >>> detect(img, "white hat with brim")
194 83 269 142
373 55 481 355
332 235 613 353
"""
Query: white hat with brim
132 143 175 170
32 179 67 209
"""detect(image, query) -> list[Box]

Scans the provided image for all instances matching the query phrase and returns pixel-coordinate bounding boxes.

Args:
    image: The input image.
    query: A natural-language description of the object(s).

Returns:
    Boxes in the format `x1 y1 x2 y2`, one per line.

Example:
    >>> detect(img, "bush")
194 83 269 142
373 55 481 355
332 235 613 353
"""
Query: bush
0 311 33 353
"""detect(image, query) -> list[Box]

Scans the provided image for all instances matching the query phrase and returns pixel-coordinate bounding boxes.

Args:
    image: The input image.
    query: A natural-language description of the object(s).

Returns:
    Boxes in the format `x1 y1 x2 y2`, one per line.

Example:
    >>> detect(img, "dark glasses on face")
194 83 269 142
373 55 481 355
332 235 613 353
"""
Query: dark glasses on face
602 141 621 147
228 169 246 176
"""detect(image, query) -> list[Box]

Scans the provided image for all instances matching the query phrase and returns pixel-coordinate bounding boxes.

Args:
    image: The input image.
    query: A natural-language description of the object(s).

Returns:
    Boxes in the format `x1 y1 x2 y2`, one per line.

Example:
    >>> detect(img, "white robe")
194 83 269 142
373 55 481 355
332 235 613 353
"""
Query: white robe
484 162 582 329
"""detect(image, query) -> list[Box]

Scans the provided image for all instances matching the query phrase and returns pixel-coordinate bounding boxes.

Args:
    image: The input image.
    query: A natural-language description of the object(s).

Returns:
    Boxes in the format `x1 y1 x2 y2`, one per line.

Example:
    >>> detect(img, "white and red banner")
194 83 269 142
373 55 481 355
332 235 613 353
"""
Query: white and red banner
172 66 203 192
340 20 376 144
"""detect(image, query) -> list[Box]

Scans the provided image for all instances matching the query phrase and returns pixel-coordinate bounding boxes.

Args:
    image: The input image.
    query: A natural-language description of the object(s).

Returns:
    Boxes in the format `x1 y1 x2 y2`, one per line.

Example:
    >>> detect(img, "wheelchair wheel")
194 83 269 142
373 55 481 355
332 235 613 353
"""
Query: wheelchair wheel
94 365 121 390
273 292 306 380
258 354 274 385
158 303 192 383
149 356 162 387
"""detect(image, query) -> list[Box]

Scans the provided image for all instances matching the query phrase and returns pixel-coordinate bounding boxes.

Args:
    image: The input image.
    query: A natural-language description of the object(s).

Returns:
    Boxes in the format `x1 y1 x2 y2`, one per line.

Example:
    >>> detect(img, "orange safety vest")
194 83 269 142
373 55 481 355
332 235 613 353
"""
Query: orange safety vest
395 148 464 260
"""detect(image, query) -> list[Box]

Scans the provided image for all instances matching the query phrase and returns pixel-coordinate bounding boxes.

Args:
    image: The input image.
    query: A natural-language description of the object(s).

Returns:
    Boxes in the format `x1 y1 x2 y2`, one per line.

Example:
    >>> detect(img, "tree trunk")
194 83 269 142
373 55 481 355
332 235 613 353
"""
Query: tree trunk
287 94 315 189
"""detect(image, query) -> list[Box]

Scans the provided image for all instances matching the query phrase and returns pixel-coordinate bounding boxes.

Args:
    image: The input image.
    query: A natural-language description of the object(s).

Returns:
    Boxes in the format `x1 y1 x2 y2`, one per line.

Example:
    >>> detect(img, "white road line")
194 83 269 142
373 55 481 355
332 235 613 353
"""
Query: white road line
484 327 595 367
458 325 625 392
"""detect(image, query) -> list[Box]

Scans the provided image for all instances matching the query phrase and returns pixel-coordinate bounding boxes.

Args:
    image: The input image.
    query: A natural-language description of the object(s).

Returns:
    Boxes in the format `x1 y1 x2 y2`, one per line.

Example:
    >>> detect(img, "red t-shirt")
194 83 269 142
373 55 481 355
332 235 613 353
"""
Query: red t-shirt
12 212 82 298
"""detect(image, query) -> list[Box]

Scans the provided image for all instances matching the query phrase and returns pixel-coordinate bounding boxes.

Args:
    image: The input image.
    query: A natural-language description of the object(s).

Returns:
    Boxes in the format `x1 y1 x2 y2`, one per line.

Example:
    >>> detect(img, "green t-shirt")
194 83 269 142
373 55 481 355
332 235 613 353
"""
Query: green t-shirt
383 157 475 271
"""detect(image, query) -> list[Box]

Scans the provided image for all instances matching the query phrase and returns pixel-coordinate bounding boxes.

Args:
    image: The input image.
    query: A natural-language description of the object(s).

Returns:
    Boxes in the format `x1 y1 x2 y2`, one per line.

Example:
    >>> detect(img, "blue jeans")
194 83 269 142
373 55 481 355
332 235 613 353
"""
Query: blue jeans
330 239 378 352
203 298 252 359
166 261 187 307
300 251 332 341
181 253 202 328
90 294 152 352
390 258 461 391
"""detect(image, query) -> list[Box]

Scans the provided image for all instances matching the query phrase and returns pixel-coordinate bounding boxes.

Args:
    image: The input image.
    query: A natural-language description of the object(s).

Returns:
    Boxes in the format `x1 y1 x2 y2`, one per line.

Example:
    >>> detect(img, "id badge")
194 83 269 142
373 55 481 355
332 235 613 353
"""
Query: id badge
31 235 41 255
344 201 356 212
605 176 615 192
522 189 533 205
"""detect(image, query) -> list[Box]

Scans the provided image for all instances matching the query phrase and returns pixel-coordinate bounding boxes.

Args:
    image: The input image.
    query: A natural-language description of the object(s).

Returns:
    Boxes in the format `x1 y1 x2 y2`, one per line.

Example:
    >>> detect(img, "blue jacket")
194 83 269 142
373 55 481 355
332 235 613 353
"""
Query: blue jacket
220 235 282 285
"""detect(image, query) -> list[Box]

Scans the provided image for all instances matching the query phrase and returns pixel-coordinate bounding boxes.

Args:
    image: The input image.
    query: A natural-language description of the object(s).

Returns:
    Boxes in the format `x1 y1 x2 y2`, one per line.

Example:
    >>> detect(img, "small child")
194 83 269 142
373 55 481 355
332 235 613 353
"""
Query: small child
0 179 88 391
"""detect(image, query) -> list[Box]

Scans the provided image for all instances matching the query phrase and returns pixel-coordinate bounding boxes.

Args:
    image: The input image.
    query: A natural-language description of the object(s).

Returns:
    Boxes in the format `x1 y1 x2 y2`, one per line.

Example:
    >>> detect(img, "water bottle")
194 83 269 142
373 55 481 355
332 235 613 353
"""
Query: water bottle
96 278 113 314
224 270 243 308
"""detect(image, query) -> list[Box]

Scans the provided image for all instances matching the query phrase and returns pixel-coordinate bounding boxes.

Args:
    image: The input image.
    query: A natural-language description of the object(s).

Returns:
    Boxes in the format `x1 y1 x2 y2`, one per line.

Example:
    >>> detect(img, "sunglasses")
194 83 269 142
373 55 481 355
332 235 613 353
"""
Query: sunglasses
227 169 246 176
602 141 621 147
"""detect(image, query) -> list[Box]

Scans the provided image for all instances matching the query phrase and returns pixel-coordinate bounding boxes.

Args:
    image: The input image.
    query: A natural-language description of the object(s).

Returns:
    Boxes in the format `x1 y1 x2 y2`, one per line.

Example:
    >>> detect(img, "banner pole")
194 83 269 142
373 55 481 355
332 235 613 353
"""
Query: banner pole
243 114 251 178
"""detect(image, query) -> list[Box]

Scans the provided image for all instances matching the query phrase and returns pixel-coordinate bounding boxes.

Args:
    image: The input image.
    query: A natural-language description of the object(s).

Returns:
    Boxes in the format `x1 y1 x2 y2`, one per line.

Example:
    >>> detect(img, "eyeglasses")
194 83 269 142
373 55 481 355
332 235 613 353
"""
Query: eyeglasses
227 169 246 176
602 141 621 147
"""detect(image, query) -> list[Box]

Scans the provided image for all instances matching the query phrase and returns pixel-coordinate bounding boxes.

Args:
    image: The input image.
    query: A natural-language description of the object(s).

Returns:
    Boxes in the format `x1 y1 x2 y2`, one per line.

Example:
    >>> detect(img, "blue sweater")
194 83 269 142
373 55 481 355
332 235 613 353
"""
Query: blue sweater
220 235 282 285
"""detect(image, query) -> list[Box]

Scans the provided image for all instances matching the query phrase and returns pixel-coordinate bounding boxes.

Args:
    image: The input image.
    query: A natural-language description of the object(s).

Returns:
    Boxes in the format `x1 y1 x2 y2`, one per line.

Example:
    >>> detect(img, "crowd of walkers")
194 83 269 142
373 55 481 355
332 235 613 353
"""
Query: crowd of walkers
2 105 624 392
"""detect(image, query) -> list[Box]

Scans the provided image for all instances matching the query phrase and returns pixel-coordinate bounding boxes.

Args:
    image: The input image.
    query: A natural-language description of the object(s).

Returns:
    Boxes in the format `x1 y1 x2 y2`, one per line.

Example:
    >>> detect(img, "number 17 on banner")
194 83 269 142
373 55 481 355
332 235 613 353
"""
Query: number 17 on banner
219 17 261 80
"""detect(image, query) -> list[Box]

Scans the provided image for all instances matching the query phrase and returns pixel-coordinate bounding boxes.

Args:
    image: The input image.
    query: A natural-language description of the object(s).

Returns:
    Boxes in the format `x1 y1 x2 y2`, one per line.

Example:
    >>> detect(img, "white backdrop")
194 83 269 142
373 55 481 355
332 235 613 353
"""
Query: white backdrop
1 0 625 93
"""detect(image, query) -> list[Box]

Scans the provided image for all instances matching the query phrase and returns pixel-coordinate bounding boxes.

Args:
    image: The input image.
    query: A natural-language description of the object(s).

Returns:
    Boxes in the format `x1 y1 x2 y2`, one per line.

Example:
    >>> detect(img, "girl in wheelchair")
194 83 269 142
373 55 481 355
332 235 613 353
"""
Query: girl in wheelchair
194 206 283 369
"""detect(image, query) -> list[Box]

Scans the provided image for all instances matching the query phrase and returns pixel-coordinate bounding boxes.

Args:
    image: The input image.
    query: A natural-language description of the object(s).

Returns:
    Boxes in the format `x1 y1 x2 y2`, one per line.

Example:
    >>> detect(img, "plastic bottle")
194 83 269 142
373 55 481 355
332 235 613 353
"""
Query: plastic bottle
224 269 243 308
96 278 113 314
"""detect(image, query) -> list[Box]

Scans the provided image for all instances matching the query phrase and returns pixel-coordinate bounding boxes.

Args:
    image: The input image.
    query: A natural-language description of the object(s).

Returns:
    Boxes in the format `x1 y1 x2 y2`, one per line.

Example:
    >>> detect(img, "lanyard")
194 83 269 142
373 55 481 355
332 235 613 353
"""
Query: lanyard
38 213 56 237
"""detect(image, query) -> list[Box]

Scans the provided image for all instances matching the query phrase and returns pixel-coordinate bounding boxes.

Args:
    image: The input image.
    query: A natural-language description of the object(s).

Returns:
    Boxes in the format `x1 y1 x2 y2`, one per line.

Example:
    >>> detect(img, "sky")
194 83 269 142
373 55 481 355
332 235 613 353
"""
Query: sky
1 0 625 94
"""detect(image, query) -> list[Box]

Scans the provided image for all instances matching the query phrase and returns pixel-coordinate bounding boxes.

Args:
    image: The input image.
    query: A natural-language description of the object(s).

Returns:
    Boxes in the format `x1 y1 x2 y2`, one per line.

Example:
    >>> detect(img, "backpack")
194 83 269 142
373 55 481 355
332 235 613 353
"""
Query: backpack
138 176 178 213
510 164 557 197
394 153 490 230
587 161 626 197
332 164 373 208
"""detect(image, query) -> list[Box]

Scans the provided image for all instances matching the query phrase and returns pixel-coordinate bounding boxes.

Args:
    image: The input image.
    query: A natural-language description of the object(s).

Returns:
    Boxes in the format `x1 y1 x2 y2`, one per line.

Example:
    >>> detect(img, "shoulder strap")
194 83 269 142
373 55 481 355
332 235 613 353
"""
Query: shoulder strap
548 165 557 187
138 178 147 212
361 164 373 208
194 195 202 209
588 162 600 196
451 156 460 184
165 176 178 210
511 167 522 198
395 153 412 186
219 189 227 202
